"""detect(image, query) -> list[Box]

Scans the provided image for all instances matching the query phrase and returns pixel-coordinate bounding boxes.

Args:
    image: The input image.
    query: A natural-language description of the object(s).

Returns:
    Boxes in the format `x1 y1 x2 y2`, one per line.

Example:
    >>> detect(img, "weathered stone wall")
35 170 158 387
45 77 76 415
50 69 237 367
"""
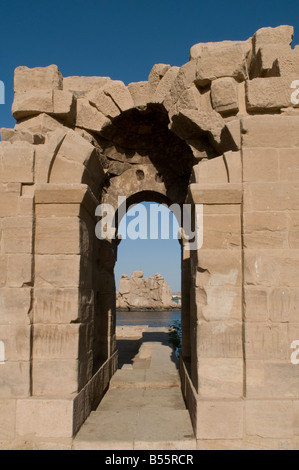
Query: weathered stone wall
0 24 299 449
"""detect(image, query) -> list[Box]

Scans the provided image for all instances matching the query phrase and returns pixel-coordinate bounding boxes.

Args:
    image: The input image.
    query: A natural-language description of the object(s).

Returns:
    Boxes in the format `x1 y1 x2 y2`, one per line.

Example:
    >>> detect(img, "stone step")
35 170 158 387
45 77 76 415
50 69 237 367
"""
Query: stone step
72 408 195 450
72 332 195 450
110 369 181 389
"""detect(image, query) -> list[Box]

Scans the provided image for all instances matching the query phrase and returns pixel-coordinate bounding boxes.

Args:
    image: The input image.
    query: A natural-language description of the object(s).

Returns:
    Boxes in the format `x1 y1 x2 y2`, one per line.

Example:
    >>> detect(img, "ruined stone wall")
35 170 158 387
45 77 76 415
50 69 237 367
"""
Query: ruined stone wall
0 25 299 449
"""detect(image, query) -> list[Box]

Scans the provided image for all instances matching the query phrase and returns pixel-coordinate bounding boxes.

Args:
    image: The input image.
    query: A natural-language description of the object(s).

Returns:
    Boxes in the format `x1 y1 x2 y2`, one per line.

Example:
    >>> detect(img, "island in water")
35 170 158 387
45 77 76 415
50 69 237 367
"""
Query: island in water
116 271 181 311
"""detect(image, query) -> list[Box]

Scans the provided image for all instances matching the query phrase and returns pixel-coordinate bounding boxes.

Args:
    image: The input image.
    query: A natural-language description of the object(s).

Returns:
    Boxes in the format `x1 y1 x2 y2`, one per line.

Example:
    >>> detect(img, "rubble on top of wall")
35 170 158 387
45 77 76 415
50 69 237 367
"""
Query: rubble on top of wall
1 25 299 178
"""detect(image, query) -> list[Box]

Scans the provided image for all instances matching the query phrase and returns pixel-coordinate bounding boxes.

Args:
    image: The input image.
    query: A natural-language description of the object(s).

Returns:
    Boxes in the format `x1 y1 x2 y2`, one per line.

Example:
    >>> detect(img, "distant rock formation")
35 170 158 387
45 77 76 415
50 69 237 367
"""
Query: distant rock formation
116 271 177 310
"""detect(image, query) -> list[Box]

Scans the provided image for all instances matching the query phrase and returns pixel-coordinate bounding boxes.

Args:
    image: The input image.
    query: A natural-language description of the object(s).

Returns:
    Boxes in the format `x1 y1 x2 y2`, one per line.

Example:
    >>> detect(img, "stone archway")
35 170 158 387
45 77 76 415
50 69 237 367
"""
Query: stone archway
2 25 299 450
0 56 247 444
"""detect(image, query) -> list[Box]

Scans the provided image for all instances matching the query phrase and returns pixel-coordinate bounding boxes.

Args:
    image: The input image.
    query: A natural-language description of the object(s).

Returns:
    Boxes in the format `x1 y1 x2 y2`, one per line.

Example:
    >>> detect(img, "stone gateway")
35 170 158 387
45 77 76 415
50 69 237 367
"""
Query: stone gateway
1 25 299 450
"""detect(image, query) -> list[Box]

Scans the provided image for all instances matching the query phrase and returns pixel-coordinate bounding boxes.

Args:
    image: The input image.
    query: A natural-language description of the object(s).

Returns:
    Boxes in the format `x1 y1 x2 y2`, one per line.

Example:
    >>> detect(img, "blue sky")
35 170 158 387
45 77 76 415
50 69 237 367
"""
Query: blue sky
0 0 298 291
115 202 181 292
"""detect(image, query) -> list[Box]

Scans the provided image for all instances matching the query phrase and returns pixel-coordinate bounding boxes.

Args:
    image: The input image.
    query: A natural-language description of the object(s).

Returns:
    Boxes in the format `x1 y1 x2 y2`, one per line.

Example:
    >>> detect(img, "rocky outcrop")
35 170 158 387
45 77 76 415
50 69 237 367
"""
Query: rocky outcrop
116 271 176 310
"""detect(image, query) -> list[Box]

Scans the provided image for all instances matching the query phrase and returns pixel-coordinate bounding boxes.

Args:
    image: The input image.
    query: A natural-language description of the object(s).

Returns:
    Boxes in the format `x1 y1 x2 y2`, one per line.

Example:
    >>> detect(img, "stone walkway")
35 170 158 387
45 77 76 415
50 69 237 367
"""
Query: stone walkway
72 328 196 450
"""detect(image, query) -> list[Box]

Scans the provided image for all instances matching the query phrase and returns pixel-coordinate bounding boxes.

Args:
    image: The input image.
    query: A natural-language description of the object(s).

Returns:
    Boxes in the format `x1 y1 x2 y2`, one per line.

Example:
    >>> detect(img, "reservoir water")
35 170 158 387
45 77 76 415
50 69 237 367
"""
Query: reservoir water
116 310 181 328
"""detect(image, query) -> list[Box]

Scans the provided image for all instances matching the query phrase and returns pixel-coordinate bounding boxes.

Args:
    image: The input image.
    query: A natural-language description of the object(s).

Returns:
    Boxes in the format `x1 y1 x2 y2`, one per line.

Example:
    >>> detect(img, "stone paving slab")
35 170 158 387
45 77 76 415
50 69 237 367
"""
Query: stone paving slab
72 329 196 450
134 409 196 450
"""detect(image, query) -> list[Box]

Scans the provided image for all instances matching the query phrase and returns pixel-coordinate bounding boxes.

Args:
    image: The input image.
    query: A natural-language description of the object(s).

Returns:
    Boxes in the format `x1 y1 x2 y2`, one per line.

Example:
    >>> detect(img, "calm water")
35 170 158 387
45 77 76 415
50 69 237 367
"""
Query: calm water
116 310 181 327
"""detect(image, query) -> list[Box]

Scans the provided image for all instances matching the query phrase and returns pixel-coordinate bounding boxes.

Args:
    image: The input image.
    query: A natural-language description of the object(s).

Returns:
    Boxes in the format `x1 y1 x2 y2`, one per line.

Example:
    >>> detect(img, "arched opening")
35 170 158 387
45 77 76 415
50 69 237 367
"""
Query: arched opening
90 104 197 388
91 190 192 379
114 198 182 368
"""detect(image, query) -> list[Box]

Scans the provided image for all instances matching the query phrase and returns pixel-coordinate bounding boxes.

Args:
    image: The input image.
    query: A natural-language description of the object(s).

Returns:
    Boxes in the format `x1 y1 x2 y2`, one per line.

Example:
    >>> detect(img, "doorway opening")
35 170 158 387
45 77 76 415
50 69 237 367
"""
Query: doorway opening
114 199 182 370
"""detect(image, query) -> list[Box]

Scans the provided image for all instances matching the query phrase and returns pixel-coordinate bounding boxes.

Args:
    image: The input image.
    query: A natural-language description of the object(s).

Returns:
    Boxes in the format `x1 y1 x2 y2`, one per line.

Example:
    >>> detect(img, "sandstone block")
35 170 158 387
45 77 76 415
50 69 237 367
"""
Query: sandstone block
223 119 241 150
196 438 294 451
250 44 290 77
33 128 67 183
34 183 97 207
35 254 83 288
35 203 81 218
197 358 243 398
269 288 299 323
242 148 279 182
274 48 299 76
201 213 241 249
202 204 241 215
87 87 121 118
241 116 299 148
0 325 30 361
3 216 33 254
252 25 294 55
15 113 64 135
196 400 243 439
18 193 34 217
197 320 243 358
101 81 134 113
289 211 299 249
170 108 225 144
16 397 74 438
172 84 201 112
76 98 111 133
188 183 242 205
244 287 269 322
223 151 242 183
245 322 289 360
294 402 299 436
196 249 242 287
0 361 30 397
193 41 250 84
244 249 299 287
211 77 239 114
35 217 81 255
0 288 31 325
0 128 44 145
7 254 32 288
247 360 299 399
163 61 197 110
32 359 79 396
12 90 54 120
148 63 171 98
0 182 20 216
0 256 6 287
246 400 293 438
127 81 149 107
191 155 228 184
152 66 179 104
32 324 82 360
53 90 75 117
63 76 111 94
243 182 299 211
246 77 293 111
33 288 93 324
0 400 16 439
49 130 105 186
279 149 299 182
243 211 288 249
198 286 242 321
0 143 34 183
49 154 86 185
14 65 63 94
